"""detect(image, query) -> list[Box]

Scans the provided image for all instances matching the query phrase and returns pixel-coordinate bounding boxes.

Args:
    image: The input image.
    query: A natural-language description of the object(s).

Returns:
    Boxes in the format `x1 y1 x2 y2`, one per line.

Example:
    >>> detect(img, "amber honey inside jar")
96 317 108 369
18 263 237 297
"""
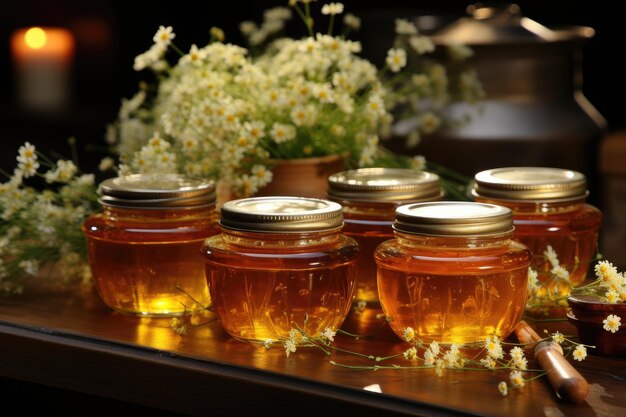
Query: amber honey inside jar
375 202 532 344
82 174 219 316
202 196 358 342
472 167 602 297
327 168 443 308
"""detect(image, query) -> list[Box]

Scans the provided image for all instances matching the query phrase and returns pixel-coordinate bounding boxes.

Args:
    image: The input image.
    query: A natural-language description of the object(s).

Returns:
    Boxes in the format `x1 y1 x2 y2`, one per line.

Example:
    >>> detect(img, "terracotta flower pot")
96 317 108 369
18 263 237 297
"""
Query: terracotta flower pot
256 154 348 199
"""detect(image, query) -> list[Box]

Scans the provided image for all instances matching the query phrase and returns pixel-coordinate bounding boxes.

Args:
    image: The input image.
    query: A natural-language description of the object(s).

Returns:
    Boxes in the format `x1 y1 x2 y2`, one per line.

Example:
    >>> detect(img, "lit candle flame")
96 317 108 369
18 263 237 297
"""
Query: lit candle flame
24 27 47 49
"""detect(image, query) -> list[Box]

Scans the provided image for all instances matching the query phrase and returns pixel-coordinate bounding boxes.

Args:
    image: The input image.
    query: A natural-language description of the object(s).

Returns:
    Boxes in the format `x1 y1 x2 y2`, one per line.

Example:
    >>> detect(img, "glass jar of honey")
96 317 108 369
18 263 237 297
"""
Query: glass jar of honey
471 167 602 296
375 201 532 344
202 196 359 342
327 168 442 308
82 174 219 316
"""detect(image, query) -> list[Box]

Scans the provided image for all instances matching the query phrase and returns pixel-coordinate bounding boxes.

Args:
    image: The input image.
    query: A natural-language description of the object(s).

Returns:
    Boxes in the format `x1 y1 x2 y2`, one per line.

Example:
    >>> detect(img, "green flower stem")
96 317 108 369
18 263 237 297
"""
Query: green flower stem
169 42 186 57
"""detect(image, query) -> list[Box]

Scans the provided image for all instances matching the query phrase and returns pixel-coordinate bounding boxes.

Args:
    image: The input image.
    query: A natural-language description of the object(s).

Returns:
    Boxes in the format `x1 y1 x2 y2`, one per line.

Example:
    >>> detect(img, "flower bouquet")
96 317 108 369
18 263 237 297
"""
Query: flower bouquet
106 1 483 198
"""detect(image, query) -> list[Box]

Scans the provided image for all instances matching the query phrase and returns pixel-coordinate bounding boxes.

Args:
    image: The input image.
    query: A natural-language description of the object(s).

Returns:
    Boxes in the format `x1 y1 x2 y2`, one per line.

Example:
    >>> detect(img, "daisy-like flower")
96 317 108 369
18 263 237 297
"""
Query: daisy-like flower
510 370 525 388
321 2 344 15
498 381 508 396
572 345 587 361
409 35 435 55
386 48 407 73
320 327 336 343
429 340 440 357
485 335 504 359
603 314 622 333
509 346 524 361
402 327 415 342
395 18 417 35
480 357 497 369
284 338 297 357
544 245 559 268
403 347 418 361
153 25 175 46
343 13 361 30
17 142 37 163
552 331 565 344
551 265 570 281
605 289 620 304
270 123 296 143
423 349 435 366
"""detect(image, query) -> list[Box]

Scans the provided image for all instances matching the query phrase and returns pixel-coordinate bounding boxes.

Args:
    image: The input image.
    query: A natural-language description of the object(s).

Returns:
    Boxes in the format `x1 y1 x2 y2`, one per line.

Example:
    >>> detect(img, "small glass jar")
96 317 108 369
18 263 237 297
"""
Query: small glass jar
375 201 532 344
82 174 219 316
202 196 359 342
471 167 602 296
327 168 442 308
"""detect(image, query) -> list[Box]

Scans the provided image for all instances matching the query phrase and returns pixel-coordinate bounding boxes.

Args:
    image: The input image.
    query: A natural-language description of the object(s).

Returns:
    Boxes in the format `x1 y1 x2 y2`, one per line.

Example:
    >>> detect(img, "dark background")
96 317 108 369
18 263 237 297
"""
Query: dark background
0 0 623 174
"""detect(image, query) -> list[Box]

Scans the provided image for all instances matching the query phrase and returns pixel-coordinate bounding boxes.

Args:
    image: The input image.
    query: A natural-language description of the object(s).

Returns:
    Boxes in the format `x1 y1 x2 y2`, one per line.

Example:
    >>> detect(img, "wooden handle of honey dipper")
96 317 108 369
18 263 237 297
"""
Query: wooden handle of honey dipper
514 320 589 403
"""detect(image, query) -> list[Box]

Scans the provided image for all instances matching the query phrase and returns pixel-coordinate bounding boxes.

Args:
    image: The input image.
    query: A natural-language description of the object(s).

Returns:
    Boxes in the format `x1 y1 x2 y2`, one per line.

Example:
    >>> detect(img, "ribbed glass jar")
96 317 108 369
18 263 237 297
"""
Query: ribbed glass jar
472 167 602 296
82 174 219 316
375 202 532 344
327 168 442 308
202 196 358 342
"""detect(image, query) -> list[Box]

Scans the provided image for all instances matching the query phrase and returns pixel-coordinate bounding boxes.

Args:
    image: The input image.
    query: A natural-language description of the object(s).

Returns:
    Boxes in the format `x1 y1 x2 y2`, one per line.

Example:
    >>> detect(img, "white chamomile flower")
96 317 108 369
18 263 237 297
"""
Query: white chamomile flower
603 314 622 333
572 345 587 361
386 48 407 73
153 25 175 46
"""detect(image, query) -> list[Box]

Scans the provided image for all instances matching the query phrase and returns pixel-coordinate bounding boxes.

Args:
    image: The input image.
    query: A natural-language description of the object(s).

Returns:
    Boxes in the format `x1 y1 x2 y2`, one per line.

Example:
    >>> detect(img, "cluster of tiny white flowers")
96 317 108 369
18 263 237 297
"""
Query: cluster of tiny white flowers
0 142 99 293
103 2 484 200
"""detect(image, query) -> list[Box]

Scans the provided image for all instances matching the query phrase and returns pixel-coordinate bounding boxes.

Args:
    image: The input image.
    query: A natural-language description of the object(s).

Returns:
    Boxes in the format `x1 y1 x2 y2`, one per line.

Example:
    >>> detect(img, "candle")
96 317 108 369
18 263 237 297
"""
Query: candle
11 27 75 113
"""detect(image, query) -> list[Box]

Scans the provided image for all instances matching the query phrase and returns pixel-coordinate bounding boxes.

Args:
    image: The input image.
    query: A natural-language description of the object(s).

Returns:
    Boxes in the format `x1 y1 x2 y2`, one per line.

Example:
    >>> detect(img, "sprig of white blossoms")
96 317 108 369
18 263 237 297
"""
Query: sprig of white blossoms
0 142 99 293
107 2 481 198
526 246 626 313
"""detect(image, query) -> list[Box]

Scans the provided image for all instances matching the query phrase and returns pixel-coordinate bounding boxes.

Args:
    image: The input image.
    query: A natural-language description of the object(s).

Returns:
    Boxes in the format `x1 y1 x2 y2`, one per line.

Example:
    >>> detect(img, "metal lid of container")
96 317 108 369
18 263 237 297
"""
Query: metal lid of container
98 174 216 208
430 2 595 45
394 201 513 236
472 167 587 202
327 168 443 203
220 196 343 233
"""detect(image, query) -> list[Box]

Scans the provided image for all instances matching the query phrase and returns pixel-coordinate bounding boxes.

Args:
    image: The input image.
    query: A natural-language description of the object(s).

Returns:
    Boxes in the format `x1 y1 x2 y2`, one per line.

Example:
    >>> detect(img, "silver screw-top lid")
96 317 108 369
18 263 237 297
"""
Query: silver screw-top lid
327 168 443 203
394 201 513 236
220 196 343 233
98 174 216 209
472 167 588 202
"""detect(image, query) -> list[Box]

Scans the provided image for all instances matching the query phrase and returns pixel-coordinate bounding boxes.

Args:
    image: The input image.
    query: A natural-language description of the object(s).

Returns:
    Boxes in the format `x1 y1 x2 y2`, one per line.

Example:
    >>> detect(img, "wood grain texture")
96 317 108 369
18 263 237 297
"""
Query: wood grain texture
1 281 625 417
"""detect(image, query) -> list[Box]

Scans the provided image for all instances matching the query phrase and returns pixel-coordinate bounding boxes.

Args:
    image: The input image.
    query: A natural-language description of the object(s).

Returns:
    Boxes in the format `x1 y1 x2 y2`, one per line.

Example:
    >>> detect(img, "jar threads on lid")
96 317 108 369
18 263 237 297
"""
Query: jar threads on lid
472 167 602 296
203 196 359 342
375 201 532 344
327 168 443 309
82 174 220 316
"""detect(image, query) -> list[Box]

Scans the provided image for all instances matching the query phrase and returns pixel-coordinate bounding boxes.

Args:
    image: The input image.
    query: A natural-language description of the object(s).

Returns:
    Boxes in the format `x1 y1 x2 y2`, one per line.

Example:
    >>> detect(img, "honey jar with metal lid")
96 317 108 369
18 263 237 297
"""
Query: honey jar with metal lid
202 196 359 342
375 201 532 344
82 174 219 316
327 168 443 309
471 167 602 296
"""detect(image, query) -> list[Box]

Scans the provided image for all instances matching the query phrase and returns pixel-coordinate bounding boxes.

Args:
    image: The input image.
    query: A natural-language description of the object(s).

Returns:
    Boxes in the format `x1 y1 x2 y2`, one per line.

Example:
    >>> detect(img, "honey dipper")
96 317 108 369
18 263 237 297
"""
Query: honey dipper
514 320 589 403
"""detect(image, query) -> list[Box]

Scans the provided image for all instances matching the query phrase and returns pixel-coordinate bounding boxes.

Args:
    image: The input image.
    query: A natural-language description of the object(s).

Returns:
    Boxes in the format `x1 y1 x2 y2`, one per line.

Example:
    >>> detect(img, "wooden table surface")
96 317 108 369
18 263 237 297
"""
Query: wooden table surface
1 281 625 417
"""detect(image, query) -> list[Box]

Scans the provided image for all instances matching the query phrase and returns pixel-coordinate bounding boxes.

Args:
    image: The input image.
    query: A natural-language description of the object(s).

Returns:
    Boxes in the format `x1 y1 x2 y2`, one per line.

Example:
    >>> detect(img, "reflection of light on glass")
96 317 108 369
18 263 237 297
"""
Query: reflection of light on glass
548 227 560 232
11 27 75 112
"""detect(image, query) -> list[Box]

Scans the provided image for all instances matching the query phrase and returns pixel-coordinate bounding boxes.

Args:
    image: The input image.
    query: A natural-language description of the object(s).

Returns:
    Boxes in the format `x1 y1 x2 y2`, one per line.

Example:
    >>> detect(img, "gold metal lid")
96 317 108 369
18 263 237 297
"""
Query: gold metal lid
472 167 587 202
394 201 513 236
98 174 216 208
327 168 443 203
220 196 343 233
